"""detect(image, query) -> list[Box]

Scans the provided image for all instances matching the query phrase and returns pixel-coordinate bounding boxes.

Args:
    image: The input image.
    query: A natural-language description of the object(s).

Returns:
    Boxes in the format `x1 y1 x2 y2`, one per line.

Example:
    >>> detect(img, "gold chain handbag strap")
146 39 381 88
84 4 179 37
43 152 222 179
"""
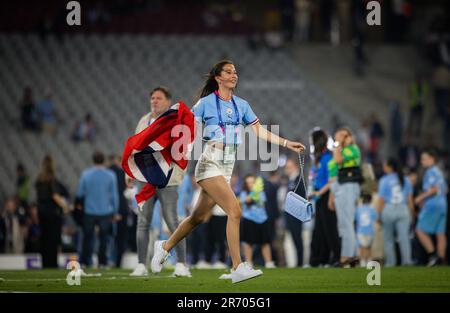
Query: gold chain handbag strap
293 152 307 194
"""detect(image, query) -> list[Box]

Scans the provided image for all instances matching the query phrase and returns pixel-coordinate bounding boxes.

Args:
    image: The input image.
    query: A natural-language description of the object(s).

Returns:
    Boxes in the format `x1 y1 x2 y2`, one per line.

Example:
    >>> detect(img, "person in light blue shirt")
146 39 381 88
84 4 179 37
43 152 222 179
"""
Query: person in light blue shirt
415 149 448 266
356 198 378 236
239 175 275 268
76 159 119 217
241 190 268 224
77 151 119 267
355 194 378 267
192 91 259 146
153 60 305 282
377 158 414 267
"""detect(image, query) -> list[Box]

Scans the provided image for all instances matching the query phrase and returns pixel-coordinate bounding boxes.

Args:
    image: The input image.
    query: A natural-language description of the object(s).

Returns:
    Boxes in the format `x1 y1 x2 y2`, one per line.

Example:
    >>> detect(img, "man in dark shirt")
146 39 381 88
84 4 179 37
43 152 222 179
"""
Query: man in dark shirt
284 158 306 267
108 154 129 268
264 171 281 265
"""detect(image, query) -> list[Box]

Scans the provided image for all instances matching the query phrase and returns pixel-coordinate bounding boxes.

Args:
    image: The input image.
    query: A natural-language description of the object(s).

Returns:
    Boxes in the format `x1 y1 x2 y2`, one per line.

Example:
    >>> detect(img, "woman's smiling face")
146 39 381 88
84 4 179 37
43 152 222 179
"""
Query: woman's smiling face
216 63 238 89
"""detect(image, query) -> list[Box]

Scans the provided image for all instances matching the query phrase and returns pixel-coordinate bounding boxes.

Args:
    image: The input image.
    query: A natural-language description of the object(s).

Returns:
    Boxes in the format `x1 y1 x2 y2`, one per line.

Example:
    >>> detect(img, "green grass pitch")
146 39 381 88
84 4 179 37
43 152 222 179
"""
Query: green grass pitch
0 267 449 293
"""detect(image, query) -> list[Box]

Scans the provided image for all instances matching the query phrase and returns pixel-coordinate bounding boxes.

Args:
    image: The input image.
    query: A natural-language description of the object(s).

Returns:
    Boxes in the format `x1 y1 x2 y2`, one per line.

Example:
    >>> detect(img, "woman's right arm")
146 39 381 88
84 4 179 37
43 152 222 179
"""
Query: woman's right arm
251 122 305 153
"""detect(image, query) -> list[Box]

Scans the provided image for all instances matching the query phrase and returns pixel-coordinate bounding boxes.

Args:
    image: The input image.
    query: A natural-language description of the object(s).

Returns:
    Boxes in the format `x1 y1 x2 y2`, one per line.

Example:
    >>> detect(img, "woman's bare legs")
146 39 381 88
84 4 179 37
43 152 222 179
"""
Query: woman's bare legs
416 229 435 253
163 175 243 270
198 176 243 270
163 189 215 252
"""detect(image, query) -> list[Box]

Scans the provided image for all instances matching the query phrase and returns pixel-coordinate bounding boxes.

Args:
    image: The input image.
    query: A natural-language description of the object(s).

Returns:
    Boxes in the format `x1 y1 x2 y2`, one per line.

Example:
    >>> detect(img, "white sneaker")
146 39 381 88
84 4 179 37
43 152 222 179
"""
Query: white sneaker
130 263 148 277
151 240 170 273
195 260 212 269
173 263 192 277
231 262 263 284
76 269 102 277
265 261 276 269
219 273 232 280
76 268 88 277
212 261 228 269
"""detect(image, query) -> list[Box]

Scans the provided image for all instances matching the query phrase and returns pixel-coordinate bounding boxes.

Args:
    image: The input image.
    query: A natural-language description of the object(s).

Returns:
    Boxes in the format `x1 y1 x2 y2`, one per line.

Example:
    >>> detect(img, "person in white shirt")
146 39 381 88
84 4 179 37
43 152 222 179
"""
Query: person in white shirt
129 86 190 277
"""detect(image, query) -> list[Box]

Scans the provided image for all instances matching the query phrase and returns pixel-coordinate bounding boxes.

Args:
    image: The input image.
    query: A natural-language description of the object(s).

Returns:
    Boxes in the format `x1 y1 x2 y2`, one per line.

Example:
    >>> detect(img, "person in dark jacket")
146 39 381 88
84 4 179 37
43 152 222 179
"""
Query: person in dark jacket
108 154 129 268
35 155 70 268
264 171 282 265
309 128 340 267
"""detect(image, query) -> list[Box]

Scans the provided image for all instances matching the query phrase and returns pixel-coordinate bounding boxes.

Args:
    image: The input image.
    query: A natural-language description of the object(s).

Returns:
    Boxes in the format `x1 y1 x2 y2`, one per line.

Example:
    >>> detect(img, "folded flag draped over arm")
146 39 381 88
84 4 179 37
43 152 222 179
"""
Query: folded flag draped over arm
121 102 195 210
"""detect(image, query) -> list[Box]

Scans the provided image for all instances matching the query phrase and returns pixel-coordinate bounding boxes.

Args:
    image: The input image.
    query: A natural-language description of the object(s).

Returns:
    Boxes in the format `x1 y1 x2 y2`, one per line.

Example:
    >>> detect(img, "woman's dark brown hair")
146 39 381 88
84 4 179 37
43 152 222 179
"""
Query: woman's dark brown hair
386 157 405 187
311 128 329 166
199 60 234 99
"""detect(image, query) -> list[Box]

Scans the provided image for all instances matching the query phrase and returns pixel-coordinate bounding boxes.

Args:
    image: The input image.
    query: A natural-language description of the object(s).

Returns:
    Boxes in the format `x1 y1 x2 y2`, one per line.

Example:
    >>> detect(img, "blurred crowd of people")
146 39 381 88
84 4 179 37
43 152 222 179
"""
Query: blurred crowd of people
16 0 433 55
0 152 133 268
353 59 450 179
2 0 449 269
20 86 57 134
1 128 448 269
19 86 96 142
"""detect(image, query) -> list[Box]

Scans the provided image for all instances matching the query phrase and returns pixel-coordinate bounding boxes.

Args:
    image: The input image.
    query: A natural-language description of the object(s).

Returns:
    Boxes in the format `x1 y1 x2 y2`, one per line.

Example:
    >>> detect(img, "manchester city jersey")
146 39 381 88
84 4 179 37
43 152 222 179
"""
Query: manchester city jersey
192 92 259 145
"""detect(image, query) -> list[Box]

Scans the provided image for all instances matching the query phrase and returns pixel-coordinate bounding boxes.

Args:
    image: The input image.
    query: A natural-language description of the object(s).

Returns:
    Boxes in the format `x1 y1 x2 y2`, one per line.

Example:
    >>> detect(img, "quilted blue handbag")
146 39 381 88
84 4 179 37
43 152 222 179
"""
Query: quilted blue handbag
283 153 315 222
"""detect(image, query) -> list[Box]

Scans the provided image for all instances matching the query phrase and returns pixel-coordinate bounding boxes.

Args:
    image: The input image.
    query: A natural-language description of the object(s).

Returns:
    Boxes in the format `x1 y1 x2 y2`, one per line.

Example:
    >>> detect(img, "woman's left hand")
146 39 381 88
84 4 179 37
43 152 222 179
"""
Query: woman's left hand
286 140 306 153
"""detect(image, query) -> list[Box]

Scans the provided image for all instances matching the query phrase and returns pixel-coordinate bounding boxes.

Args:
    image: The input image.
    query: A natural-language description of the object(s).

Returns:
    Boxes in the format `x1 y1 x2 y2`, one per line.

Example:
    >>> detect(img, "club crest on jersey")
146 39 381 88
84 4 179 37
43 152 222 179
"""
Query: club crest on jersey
226 107 233 118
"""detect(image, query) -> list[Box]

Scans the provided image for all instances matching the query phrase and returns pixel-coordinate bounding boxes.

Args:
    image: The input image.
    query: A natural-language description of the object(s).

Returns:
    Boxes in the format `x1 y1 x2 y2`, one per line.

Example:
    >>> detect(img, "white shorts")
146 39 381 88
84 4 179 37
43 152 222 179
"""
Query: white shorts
194 144 235 184
357 234 374 248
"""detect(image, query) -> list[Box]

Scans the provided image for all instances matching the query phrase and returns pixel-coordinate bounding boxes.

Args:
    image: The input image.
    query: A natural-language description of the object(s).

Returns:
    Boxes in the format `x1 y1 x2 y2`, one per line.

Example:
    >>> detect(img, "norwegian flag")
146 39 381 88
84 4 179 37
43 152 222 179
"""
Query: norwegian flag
121 101 195 210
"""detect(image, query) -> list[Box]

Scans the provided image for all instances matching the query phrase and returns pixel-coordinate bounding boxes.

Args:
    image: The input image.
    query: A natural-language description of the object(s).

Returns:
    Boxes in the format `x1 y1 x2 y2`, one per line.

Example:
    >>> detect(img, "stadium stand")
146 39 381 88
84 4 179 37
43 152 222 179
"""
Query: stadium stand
0 33 358 199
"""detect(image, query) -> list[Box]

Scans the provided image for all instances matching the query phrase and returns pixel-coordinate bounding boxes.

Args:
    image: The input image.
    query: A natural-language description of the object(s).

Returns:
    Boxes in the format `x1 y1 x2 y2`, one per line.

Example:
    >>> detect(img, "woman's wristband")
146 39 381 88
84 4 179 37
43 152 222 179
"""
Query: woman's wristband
283 139 287 147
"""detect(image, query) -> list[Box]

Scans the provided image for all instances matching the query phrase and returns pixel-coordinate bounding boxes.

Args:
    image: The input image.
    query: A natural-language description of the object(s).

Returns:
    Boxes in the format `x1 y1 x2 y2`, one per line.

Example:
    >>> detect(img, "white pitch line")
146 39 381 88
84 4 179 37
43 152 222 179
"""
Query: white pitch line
0 275 177 283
